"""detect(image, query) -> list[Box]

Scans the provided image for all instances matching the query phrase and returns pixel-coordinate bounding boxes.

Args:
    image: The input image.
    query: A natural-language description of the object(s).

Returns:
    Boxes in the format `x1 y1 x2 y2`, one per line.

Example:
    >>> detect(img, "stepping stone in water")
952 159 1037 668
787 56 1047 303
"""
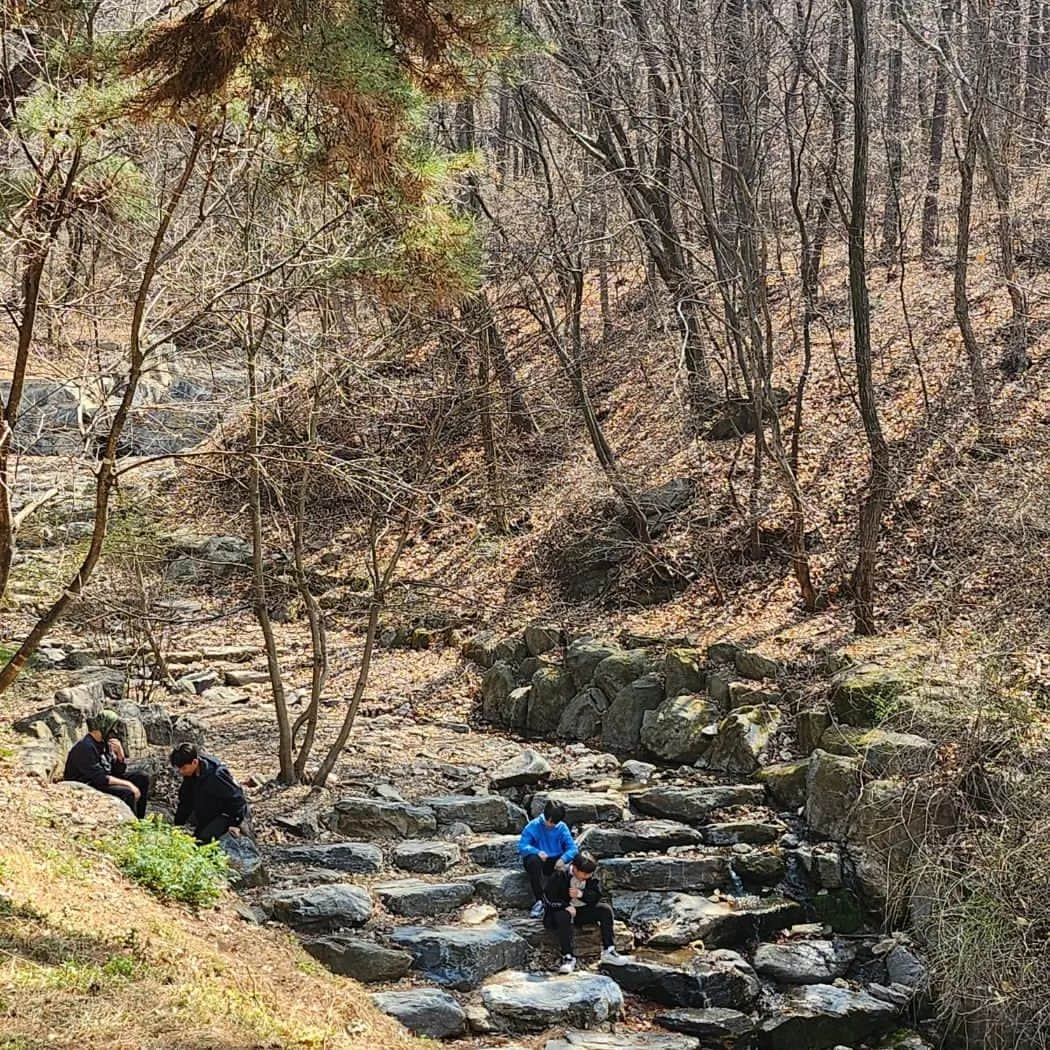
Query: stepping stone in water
599 949 759 1009
655 1006 755 1044
752 939 856 985
389 923 529 990
630 785 766 825
376 879 475 918
302 935 412 982
529 789 625 825
271 841 383 873
465 834 521 868
372 988 466 1040
600 855 732 893
266 884 373 930
421 794 528 833
577 820 703 859
547 1031 701 1050
481 970 624 1032
328 796 436 838
392 839 462 874
756 983 899 1049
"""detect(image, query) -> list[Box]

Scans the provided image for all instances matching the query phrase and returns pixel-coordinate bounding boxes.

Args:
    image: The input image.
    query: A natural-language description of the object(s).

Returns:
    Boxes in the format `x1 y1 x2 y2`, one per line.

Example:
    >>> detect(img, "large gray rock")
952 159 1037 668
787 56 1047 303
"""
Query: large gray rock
557 687 609 741
547 1032 700 1050
464 631 500 669
752 940 856 984
390 923 529 990
465 834 521 868
54 679 106 711
392 839 461 874
491 749 552 788
819 725 937 778
594 649 654 699
376 879 474 917
734 650 781 681
805 750 863 840
220 832 267 888
481 661 523 727
576 820 703 859
525 624 563 656
631 784 766 825
704 705 780 775
757 760 810 810
829 662 914 726
664 648 707 698
328 796 437 838
501 914 635 958
702 820 784 846
272 841 383 873
481 970 624 1032
600 855 732 893
756 983 898 1049
372 989 466 1039
655 1007 755 1044
422 794 527 833
885 944 928 988
303 935 412 982
529 789 624 825
466 869 534 910
266 884 373 929
641 693 718 763
601 674 665 751
527 666 576 736
599 950 759 1009
565 638 622 688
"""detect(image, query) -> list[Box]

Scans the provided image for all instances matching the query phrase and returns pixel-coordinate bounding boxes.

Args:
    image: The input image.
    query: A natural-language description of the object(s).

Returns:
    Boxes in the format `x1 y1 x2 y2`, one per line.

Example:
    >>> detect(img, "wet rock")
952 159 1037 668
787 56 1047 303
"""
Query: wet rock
266 884 373 929
631 784 766 825
566 638 622 688
599 950 759 1009
466 869 534 910
376 879 474 917
600 855 732 892
525 624 563 656
328 796 437 838
594 649 654 700
527 667 576 735
392 839 462 874
390 923 528 990
705 705 781 776
422 794 527 834
703 821 784 846
805 751 863 840
819 726 937 778
557 688 609 741
665 648 708 698
303 935 412 982
655 1006 755 1045
756 983 898 1049
482 662 525 728
272 841 383 873
465 834 521 869
529 789 625 825
641 694 718 764
491 749 552 789
372 988 467 1039
481 970 624 1032
734 650 781 681
576 820 703 859
220 832 267 888
547 1031 700 1050
752 940 856 984
757 761 810 810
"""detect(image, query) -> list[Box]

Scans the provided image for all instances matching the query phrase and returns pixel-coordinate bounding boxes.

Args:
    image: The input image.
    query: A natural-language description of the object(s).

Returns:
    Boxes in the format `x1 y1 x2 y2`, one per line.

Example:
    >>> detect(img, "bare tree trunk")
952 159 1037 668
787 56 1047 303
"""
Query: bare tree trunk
922 0 954 257
882 0 904 256
1022 0 1048 162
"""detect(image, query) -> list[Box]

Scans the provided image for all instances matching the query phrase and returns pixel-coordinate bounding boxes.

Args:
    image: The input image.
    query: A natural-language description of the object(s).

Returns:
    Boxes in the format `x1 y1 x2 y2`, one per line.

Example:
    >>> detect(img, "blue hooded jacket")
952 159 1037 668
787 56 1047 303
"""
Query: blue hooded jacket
518 815 578 864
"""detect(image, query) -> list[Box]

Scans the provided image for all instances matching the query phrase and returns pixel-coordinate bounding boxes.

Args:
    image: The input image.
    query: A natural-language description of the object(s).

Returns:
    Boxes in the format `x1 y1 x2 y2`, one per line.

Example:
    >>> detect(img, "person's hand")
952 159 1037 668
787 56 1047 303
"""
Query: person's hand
228 826 242 838
108 739 126 762
537 852 548 861
554 858 567 871
566 905 576 919
569 886 582 899
127 781 141 801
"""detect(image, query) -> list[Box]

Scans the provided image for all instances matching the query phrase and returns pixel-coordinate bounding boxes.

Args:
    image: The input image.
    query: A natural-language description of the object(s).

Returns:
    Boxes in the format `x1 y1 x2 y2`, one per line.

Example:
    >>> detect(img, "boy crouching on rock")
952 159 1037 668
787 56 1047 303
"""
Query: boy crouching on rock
542 850 624 973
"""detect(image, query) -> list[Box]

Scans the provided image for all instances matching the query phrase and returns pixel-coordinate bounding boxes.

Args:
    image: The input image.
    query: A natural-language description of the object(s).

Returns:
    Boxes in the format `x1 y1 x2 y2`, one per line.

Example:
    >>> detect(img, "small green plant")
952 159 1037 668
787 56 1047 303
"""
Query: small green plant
101 816 229 907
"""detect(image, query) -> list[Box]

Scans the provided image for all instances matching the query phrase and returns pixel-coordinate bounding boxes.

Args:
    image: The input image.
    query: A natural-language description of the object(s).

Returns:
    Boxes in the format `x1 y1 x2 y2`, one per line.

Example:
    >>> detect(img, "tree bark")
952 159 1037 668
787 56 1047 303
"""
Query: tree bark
921 0 953 257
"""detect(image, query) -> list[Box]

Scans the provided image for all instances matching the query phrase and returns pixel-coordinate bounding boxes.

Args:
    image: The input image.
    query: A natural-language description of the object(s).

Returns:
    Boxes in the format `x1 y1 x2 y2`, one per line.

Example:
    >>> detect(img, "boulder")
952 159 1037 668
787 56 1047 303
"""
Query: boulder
465 834 521 869
390 923 528 990
830 663 914 725
174 669 219 695
529 789 625 825
631 784 766 825
372 989 467 1040
757 760 810 809
54 679 106 711
392 839 461 874
805 751 863 841
491 749 552 789
594 649 654 700
525 624 563 656
48 780 137 828
464 631 500 669
756 984 898 1049
600 855 732 893
819 726 937 778
601 674 665 751
565 638 622 688
599 950 759 1009
266 884 373 929
655 1007 755 1045
885 944 928 988
224 668 271 687
303 935 412 982
557 688 609 741
664 648 707 698
219 832 267 888
547 1032 700 1050
16 738 60 780
482 662 524 728
494 635 530 665
734 650 781 681
272 841 383 873
752 940 856 984
621 759 656 782
576 820 703 859
641 694 718 763
171 714 206 746
702 821 784 846
527 667 576 735
728 682 782 709
481 970 624 1032
500 914 634 958
796 710 831 754
705 706 780 775
465 870 534 910
376 879 474 917
328 797 437 838
731 849 787 885
422 794 527 834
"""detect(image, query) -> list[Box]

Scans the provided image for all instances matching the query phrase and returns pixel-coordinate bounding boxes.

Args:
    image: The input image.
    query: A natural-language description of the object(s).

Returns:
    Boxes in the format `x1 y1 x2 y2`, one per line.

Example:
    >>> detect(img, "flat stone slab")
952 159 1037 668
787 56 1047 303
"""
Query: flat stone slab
329 796 437 838
501 914 635 957
421 794 527 833
547 1032 701 1050
302 935 412 982
577 820 703 859
655 1007 755 1043
757 983 899 1049
389 923 529 990
465 869 534 910
372 989 466 1040
392 839 462 874
529 789 625 825
702 821 784 846
599 950 759 1009
271 841 384 873
631 785 766 825
752 939 856 984
266 884 373 930
491 749 552 788
481 970 624 1032
600 855 732 892
376 879 474 917
465 834 522 868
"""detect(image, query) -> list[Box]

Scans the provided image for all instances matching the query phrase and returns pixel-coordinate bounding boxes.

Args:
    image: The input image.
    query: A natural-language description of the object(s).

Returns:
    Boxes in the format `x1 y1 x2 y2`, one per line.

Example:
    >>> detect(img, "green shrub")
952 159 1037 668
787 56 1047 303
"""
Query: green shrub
101 816 229 907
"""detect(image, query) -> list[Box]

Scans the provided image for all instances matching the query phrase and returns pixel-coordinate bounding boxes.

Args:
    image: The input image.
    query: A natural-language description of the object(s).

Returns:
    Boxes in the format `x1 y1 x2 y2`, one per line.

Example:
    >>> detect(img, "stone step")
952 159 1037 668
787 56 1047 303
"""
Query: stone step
464 869 534 910
756 983 901 1049
391 839 461 874
372 989 466 1040
271 841 383 873
655 1007 755 1045
529 789 627 825
465 834 521 868
600 855 733 893
421 793 528 833
389 923 529 990
375 879 474 918
301 935 412 982
500 914 635 957
264 883 373 930
328 796 437 838
576 820 703 859
630 785 767 825
547 1032 701 1050
598 949 759 1010
480 970 624 1032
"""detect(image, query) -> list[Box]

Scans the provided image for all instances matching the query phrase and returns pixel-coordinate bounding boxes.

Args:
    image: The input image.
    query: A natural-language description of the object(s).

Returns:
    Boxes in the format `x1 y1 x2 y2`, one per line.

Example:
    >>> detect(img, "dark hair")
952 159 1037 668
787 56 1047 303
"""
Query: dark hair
542 801 567 825
170 742 199 767
573 851 598 874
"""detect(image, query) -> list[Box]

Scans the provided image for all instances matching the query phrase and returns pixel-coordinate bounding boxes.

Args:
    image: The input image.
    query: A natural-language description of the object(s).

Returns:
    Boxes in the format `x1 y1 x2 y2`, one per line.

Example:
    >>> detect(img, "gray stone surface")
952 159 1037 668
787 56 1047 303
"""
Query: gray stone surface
481 970 624 1032
547 1032 700 1050
594 649 654 699
734 650 781 681
220 832 267 888
328 796 437 838
752 940 856 984
272 841 384 873
641 694 718 763
482 662 525 728
376 878 475 917
390 923 529 990
655 1007 755 1044
631 784 766 825
565 638 622 688
525 624 563 656
702 821 784 846
529 789 624 825
465 869 534 910
557 687 609 741
885 944 928 988
704 705 780 775
599 950 759 1009
491 749 552 789
372 989 467 1039
600 855 732 892
465 834 521 869
805 750 863 840
527 667 576 736
422 794 527 833
664 648 708 698
266 884 373 929
602 674 665 751
756 983 898 1049
757 761 810 810
576 820 703 859
303 935 412 982
820 726 937 778
392 839 462 874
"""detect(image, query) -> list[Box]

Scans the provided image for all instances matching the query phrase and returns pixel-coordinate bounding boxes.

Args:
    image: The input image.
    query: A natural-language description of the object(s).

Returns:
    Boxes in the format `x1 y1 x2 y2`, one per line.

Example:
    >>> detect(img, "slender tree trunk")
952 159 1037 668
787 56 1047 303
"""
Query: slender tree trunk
1022 0 1048 162
921 0 952 257
882 0 904 256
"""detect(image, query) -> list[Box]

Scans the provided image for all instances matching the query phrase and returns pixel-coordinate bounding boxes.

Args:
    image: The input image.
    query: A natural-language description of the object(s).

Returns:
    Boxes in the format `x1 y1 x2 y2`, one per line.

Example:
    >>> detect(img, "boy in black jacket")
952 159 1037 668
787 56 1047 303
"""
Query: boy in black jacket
542 850 624 973
170 742 249 844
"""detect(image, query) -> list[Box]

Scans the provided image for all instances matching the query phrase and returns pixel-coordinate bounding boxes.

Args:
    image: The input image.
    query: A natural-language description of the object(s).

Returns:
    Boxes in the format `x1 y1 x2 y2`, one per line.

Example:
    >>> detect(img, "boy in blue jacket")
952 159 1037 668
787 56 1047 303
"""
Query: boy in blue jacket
519 800 578 918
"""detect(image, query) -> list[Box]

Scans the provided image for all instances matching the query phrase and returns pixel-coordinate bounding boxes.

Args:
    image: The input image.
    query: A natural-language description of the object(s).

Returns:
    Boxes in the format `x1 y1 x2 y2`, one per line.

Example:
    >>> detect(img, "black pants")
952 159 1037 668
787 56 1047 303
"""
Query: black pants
196 816 232 844
103 772 150 819
523 854 557 901
545 902 615 955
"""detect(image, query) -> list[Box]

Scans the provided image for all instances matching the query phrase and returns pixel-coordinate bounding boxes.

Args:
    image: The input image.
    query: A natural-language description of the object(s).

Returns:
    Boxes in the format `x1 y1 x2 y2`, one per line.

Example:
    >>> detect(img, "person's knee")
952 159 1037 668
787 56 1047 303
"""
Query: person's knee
595 902 613 918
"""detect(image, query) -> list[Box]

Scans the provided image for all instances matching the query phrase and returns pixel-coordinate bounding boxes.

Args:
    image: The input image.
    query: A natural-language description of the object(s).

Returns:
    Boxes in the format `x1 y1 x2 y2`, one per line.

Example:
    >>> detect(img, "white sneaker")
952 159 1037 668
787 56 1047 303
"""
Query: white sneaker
530 900 545 919
601 946 625 963
558 955 576 974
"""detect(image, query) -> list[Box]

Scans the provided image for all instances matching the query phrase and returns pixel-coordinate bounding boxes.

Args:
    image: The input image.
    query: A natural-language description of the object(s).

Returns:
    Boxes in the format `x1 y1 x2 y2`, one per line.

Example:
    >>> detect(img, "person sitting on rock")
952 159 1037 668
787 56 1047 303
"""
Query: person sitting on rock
63 709 149 818
543 850 623 973
170 742 249 844
519 800 579 919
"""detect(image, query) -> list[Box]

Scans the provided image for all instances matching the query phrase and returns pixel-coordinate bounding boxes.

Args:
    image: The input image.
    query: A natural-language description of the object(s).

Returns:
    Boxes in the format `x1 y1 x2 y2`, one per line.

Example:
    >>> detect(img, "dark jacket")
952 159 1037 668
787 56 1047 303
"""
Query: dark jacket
173 755 248 830
64 734 125 789
543 867 607 911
